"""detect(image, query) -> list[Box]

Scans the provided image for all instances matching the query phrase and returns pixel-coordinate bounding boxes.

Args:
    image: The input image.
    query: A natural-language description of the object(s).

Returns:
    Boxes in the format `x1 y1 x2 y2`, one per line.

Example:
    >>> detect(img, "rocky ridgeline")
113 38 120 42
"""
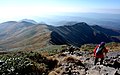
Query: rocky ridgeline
49 47 120 75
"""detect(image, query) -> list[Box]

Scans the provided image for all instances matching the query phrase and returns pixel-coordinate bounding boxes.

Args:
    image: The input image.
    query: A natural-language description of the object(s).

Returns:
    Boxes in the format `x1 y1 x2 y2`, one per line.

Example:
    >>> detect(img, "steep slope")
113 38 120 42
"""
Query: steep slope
91 25 120 42
92 25 120 36
10 24 51 48
0 21 17 31
0 21 17 39
50 22 113 47
0 21 35 39
0 21 51 50
0 24 51 49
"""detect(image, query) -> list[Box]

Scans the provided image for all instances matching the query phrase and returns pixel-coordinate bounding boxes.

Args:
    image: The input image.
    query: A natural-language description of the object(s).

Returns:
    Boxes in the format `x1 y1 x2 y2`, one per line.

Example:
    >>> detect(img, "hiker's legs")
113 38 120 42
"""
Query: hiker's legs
71 51 74 55
94 57 98 65
100 58 104 65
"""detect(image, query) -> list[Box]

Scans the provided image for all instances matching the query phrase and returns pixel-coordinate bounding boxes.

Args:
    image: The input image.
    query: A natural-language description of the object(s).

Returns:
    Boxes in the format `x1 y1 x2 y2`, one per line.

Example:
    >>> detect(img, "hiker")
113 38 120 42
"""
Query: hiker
69 45 75 55
93 42 108 65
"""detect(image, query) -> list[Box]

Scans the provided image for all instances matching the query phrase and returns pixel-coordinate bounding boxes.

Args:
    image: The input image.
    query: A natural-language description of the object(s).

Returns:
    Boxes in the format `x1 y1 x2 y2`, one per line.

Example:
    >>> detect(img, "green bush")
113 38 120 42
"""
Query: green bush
0 51 58 75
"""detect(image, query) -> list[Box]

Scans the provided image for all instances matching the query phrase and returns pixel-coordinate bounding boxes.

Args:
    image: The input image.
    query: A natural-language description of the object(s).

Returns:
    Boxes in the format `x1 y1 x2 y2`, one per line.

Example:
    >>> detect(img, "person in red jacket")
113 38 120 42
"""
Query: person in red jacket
93 42 108 65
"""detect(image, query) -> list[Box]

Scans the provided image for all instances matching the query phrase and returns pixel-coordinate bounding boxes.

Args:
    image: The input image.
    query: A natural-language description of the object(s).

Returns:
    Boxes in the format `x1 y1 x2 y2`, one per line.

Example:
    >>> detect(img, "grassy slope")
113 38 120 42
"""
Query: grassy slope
0 25 51 51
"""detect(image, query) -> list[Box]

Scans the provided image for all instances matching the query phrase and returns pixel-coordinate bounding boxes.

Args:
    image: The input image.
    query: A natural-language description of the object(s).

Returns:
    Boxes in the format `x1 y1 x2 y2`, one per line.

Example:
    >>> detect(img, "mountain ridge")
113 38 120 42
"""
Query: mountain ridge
0 21 120 50
50 22 115 46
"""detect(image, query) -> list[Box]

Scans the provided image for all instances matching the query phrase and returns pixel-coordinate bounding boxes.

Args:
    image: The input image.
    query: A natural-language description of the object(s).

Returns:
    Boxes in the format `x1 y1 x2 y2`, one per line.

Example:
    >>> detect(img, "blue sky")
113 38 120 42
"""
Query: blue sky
0 0 120 22
1 0 120 8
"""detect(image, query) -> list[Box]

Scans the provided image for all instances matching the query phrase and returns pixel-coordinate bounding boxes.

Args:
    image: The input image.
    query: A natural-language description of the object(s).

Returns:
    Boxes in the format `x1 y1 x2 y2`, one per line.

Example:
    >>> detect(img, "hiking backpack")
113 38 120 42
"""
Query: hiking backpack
96 45 104 54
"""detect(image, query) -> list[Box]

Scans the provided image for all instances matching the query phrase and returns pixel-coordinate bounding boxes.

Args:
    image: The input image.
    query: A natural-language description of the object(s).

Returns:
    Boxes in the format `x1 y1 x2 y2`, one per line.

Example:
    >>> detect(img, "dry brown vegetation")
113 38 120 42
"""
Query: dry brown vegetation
0 25 51 51
0 42 120 75
63 56 78 63
106 42 120 51
80 42 120 52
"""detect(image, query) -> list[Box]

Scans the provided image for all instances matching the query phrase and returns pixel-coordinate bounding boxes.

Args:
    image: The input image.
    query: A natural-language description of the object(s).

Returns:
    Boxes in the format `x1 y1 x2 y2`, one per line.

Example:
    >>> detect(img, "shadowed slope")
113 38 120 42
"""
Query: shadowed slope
50 22 113 47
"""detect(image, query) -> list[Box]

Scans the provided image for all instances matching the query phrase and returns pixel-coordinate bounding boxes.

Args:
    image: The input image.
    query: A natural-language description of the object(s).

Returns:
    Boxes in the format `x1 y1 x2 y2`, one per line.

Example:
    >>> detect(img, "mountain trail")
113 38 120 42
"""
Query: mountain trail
48 48 120 75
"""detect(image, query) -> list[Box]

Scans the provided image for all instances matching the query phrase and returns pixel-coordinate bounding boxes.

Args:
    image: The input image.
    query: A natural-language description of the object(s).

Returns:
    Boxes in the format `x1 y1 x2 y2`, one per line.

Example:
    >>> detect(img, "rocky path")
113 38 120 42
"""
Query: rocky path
49 50 120 75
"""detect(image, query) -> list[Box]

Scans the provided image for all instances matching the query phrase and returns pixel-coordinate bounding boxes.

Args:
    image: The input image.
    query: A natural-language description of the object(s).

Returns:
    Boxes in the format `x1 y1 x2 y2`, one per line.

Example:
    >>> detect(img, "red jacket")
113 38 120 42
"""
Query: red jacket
94 45 108 58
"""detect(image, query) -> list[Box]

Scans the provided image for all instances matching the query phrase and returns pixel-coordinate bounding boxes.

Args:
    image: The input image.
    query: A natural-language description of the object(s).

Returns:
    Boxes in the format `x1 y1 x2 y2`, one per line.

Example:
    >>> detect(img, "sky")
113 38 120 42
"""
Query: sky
0 0 120 22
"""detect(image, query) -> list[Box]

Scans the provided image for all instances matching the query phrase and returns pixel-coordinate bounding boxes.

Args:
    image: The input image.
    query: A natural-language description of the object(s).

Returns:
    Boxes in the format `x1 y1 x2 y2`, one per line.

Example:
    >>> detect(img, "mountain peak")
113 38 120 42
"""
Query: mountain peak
75 22 88 26
63 22 89 28
20 19 38 24
0 21 17 24
73 22 91 29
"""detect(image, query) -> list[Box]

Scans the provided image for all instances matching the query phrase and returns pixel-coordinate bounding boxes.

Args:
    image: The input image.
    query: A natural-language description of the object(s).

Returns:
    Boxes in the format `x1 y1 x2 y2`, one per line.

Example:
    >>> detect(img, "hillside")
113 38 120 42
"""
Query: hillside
0 21 51 51
0 21 120 51
92 25 120 36
50 22 120 46
0 21 35 39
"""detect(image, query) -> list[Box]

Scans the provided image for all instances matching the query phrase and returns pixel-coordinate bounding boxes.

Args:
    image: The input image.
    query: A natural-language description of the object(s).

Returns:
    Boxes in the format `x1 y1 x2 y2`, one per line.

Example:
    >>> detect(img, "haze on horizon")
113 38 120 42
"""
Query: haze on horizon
0 0 120 23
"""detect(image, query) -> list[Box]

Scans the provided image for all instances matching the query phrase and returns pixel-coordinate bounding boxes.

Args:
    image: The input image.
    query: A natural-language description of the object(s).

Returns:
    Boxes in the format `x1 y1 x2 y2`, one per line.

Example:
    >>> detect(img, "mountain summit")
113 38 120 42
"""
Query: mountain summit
20 19 38 24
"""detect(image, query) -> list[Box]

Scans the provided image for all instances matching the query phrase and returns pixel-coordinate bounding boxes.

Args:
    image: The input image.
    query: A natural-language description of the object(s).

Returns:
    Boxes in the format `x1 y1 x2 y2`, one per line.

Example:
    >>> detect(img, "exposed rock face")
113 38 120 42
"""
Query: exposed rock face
48 47 120 75
87 65 117 75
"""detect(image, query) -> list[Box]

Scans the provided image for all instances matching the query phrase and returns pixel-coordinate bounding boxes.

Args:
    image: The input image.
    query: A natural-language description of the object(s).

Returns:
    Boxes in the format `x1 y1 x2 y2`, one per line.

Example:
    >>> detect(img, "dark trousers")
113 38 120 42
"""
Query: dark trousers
94 57 104 65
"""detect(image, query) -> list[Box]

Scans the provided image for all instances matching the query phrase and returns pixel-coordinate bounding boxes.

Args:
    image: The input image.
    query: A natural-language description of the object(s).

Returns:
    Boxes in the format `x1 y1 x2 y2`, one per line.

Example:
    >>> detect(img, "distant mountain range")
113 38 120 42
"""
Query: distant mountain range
34 13 120 30
0 20 120 50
